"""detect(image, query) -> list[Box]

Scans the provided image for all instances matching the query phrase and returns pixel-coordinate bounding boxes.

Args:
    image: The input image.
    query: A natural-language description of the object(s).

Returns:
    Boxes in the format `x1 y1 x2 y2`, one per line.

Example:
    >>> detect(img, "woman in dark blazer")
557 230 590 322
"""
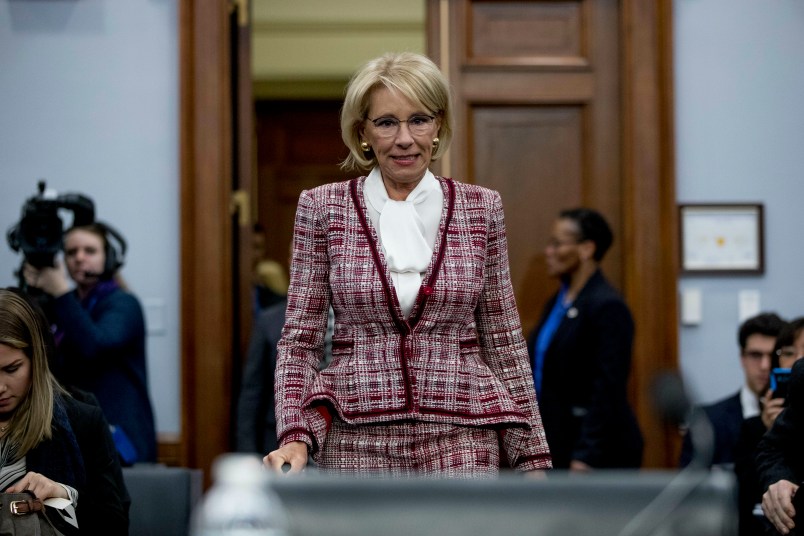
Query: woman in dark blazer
528 208 643 470
0 288 129 534
263 52 551 476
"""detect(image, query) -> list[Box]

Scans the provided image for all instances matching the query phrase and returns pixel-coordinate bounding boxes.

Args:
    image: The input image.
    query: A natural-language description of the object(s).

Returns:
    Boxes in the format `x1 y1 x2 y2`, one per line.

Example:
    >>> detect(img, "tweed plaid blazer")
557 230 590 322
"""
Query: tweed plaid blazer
275 176 551 470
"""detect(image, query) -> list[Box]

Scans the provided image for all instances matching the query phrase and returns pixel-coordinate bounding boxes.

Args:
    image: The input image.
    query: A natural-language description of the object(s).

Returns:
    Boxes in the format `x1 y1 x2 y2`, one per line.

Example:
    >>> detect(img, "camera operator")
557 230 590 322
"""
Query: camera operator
22 222 157 465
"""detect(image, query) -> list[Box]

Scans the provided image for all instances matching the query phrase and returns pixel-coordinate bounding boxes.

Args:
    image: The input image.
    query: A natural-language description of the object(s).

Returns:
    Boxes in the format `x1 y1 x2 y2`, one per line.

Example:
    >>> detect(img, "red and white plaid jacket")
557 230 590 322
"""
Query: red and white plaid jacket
275 176 551 471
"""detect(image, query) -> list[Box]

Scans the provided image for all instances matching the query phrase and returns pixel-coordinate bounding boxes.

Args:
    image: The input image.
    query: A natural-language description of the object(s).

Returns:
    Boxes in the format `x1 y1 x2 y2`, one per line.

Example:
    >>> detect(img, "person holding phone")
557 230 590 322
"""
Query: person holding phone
679 312 787 469
757 358 804 535
734 321 803 535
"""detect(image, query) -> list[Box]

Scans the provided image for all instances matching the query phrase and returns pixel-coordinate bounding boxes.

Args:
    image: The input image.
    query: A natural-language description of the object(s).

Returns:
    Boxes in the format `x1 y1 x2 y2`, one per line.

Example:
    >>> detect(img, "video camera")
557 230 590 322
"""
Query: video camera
7 180 95 269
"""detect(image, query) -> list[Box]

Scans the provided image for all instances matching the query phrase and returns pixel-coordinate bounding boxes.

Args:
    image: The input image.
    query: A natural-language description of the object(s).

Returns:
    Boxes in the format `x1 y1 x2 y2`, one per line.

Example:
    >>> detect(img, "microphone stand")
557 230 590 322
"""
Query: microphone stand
617 407 716 536
617 373 732 536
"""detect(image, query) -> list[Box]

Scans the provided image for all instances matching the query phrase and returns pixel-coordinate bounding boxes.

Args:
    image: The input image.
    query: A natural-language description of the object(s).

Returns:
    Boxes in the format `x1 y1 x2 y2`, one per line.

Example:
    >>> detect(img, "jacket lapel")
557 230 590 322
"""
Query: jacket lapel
349 176 454 329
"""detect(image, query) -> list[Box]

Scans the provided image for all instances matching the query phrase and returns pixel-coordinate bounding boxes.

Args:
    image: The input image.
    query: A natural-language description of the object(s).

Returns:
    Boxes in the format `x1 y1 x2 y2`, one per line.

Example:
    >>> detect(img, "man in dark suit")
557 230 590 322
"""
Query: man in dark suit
236 299 287 454
679 312 786 468
236 299 334 455
528 208 643 470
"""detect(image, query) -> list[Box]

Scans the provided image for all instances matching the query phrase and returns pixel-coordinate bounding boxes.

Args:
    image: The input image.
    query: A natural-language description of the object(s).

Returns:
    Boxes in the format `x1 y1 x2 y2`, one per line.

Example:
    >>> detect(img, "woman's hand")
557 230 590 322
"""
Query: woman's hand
22 261 71 298
761 391 786 430
762 479 799 535
263 441 308 475
523 470 548 480
569 459 592 473
5 471 69 500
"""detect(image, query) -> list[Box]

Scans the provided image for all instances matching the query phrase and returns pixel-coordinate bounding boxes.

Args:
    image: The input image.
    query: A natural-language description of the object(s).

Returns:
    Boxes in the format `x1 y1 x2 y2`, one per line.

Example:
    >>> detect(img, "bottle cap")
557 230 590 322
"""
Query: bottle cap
212 453 267 486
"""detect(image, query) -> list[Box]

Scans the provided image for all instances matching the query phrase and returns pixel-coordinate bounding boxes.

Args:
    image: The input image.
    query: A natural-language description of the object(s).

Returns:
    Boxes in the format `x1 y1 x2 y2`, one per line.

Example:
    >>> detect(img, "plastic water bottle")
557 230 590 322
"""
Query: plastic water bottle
190 453 290 536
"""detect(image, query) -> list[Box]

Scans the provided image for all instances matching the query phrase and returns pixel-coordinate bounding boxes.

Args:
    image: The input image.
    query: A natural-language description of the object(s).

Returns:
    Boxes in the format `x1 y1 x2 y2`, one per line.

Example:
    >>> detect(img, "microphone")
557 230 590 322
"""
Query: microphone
652 371 691 426
651 371 714 468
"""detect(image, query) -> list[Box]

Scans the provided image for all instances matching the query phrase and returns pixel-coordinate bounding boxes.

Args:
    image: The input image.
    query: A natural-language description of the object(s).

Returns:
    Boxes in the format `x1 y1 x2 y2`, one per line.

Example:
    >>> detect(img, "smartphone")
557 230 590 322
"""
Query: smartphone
770 367 792 401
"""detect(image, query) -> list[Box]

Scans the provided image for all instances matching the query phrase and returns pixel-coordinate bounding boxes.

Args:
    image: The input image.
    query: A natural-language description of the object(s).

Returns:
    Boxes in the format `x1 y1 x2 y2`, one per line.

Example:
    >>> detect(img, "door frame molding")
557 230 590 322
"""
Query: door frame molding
179 0 235 480
619 0 679 467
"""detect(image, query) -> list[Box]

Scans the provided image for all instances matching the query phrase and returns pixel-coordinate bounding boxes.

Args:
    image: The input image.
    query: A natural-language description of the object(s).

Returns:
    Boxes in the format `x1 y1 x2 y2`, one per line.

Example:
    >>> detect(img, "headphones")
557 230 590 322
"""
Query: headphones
93 221 127 279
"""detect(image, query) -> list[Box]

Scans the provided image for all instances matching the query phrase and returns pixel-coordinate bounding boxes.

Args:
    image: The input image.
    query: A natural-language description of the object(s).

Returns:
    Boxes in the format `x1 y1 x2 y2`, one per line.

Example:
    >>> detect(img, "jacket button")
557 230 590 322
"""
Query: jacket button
421 285 433 296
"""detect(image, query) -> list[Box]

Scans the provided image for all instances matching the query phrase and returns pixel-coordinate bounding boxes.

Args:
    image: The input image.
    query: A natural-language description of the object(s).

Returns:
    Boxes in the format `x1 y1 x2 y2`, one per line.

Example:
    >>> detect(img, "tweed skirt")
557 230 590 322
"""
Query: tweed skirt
313 417 500 478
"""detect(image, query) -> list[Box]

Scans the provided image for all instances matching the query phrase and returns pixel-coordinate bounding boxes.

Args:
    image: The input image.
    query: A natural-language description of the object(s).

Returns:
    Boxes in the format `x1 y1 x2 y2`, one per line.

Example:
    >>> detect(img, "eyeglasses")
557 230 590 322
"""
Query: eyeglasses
776 347 797 359
367 115 436 138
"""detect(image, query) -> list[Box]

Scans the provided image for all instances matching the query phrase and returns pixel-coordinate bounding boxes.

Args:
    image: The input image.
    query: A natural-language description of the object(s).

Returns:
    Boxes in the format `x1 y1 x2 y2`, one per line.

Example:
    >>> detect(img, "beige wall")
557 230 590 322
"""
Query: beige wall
252 0 425 98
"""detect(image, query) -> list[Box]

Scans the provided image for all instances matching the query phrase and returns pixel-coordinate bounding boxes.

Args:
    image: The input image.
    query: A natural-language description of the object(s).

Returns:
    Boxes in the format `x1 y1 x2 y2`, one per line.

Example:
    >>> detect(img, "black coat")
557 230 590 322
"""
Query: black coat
236 300 286 454
27 394 130 535
734 415 769 536
528 270 643 469
756 358 804 493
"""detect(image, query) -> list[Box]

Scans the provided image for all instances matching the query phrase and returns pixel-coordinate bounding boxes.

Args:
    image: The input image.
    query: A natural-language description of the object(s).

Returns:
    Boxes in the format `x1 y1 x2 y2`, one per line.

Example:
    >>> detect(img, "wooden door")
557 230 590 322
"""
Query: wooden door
427 0 678 468
254 100 352 269
230 0 257 445
181 0 678 476
430 0 621 331
179 0 255 483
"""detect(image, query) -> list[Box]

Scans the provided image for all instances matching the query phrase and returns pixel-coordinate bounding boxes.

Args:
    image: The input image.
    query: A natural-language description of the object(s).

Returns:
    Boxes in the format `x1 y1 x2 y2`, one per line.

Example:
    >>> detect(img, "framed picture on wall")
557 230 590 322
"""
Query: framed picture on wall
679 203 764 275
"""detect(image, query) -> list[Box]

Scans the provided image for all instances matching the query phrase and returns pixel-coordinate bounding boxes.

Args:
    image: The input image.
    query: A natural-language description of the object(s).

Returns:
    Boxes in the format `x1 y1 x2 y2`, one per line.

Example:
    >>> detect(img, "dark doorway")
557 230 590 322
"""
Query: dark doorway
254 99 353 271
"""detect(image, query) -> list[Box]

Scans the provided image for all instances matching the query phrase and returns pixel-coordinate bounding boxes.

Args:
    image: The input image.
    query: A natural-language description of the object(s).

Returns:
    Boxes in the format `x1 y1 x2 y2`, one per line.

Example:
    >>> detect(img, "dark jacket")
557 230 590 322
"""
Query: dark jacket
734 415 770 536
236 299 286 454
528 269 643 469
51 285 157 463
679 391 743 468
27 394 130 534
756 358 804 493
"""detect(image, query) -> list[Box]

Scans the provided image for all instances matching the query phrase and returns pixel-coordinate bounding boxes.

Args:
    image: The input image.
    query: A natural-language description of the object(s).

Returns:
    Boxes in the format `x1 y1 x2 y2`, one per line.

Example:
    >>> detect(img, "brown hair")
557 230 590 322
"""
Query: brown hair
0 289 67 457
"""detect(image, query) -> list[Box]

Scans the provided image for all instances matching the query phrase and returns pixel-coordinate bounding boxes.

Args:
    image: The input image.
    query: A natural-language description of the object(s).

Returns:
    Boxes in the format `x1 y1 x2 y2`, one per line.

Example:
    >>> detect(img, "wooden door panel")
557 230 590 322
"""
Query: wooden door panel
468 1 587 66
452 0 620 327
471 105 583 330
429 0 678 467
462 72 594 100
255 100 352 268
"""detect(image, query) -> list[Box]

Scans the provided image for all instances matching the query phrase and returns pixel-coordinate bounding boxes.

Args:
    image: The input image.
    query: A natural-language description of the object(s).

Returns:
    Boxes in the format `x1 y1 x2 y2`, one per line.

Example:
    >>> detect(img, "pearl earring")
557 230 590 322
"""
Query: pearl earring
361 141 371 153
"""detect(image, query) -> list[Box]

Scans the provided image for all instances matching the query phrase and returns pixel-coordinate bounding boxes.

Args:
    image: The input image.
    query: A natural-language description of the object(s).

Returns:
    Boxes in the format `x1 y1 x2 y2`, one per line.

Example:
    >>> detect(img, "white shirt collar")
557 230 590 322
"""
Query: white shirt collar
362 167 441 318
740 384 760 419
364 167 438 210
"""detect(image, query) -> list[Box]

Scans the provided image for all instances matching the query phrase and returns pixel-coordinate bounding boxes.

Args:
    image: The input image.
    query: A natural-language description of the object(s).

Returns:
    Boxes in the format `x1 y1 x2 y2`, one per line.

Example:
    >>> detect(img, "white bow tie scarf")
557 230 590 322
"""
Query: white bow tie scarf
365 169 441 317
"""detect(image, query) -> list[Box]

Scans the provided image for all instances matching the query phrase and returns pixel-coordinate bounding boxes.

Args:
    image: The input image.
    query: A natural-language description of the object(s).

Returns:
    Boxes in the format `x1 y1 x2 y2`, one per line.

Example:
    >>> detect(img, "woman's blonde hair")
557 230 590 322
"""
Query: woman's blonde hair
340 52 454 172
0 289 66 457
255 260 289 295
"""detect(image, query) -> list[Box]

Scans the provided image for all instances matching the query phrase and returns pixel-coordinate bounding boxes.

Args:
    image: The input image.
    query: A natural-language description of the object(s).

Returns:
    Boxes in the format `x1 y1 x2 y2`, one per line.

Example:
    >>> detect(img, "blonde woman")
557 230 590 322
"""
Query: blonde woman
264 52 551 476
0 288 129 534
